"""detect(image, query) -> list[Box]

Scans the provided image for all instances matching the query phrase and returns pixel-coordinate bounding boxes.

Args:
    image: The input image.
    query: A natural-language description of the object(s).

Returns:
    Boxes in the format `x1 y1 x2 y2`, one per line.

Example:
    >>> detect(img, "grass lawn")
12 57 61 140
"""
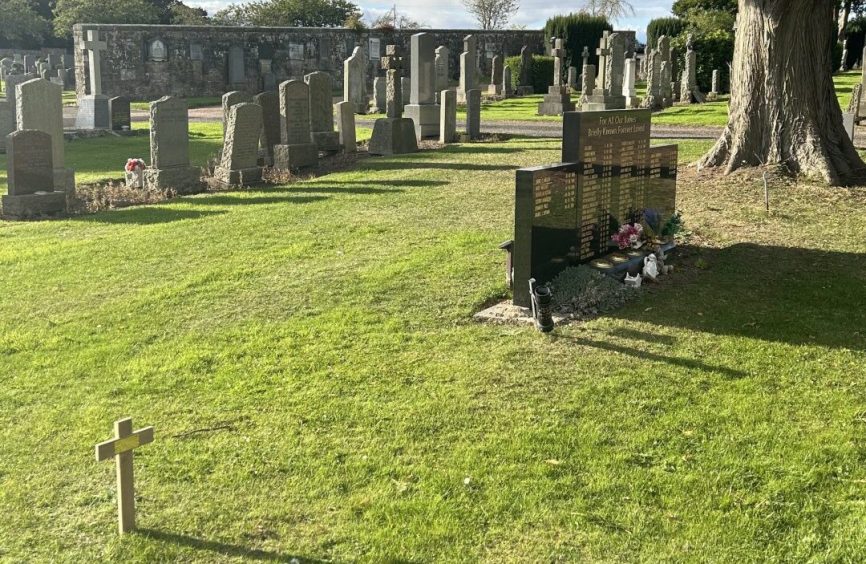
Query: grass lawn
2 130 866 560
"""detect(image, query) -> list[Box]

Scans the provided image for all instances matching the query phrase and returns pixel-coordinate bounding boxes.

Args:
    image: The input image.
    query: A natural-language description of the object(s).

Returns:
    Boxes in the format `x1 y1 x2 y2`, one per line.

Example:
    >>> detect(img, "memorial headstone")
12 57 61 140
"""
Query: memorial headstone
503 66 514 98
1 130 67 219
144 96 202 193
373 76 386 113
466 89 481 140
368 45 418 156
273 80 318 170
488 55 504 95
537 38 574 115
16 78 73 191
440 89 457 144
0 99 12 153
335 100 356 152
253 90 280 164
344 46 367 114
76 30 110 129
658 36 673 107
707 69 720 101
215 102 264 186
623 58 638 108
678 35 704 104
517 46 533 95
400 77 411 108
221 91 252 137
305 71 340 152
512 109 678 307
434 46 450 102
579 64 596 107
567 66 578 92
457 35 477 104
5 73 35 124
404 32 440 140
109 96 131 131
582 32 626 111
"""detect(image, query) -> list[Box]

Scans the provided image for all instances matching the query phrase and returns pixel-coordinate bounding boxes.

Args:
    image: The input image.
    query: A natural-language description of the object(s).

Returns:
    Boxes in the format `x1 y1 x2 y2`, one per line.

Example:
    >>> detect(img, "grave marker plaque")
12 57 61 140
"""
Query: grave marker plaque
512 109 677 307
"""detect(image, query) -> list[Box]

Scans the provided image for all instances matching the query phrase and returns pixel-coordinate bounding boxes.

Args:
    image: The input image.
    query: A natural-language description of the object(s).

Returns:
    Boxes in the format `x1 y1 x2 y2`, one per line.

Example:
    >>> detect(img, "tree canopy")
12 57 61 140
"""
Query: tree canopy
0 0 50 46
462 0 520 30
212 0 360 27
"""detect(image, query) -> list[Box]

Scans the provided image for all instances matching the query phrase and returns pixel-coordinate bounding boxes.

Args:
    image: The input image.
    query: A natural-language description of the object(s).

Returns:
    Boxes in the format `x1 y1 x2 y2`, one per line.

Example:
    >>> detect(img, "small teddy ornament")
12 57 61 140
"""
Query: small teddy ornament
655 250 674 276
642 254 660 282
624 272 642 288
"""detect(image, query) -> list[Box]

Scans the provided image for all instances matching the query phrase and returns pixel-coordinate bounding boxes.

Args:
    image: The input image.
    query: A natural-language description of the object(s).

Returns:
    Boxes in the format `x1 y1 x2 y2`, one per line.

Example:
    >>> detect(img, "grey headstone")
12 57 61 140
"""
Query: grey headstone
519 46 532 87
7 129 54 195
373 77 386 113
253 90 280 163
335 100 356 152
458 35 477 103
222 91 253 137
439 89 456 144
150 96 190 169
343 46 367 114
0 99 14 153
217 102 263 185
503 66 513 98
274 79 318 170
488 55 503 95
567 66 577 91
109 96 131 130
369 45 418 156
466 89 481 140
16 78 65 174
305 71 339 151
5 73 35 123
410 33 435 105
435 46 450 96
75 95 110 129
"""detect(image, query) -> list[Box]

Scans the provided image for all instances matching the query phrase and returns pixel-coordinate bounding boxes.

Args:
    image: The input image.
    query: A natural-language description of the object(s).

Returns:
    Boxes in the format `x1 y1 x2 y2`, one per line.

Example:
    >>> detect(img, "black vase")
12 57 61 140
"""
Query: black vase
529 279 554 333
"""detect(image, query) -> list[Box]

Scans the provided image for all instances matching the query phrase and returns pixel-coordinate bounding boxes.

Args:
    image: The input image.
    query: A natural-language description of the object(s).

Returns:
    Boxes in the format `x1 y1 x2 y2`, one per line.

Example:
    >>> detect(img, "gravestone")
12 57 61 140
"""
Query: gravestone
222 91 252 137
228 46 245 85
843 111 856 142
517 46 533 95
144 96 202 194
512 109 678 307
580 64 596 104
581 46 590 90
305 71 340 152
582 32 626 111
373 77 386 113
435 46 449 102
503 66 514 98
537 38 574 116
466 89 481 140
488 55 504 95
457 35 477 104
440 89 457 144
46 54 57 70
1 130 66 220
335 100 356 152
253 90 279 164
23 55 33 73
368 45 418 156
404 33 440 140
344 46 367 114
401 77 411 108
16 78 73 191
0 99 14 153
678 36 704 104
658 36 673 107
707 69 720 101
215 102 264 186
567 66 577 92
623 58 638 108
109 96 131 130
273 80 318 170
76 30 110 129
5 73 35 125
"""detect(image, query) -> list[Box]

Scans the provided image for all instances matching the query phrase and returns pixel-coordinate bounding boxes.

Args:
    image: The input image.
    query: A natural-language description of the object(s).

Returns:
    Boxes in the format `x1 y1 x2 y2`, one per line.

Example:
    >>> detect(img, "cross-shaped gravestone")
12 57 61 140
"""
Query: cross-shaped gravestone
582 46 590 67
95 417 154 534
596 31 611 96
551 38 566 87
82 30 107 95
381 45 404 119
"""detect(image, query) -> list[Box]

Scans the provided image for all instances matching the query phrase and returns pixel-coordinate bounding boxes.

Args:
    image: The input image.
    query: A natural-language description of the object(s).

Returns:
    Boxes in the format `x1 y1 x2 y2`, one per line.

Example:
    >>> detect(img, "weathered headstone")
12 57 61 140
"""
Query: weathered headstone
76 30 110 129
335 100 356 152
400 77 411 108
5 73 35 124
583 32 626 111
305 71 340 152
216 102 264 186
16 78 72 191
0 99 14 153
623 58 638 108
457 35 477 104
144 96 202 193
404 32 440 140
466 89 481 140
434 46 450 102
1 130 67 219
373 76 386 113
488 55 504 95
344 46 367 114
537 38 574 116
273 80 318 170
517 46 533 95
707 69 720 101
567 65 578 92
95 418 154 534
368 45 418 156
512 110 678 307
579 64 596 107
253 90 279 164
503 66 513 98
678 35 705 104
440 89 456 144
658 36 673 107
221 91 252 137
109 96 131 130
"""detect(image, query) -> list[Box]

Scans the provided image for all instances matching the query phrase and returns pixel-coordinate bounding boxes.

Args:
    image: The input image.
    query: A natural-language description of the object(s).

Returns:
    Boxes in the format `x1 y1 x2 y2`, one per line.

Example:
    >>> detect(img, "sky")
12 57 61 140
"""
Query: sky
186 0 675 42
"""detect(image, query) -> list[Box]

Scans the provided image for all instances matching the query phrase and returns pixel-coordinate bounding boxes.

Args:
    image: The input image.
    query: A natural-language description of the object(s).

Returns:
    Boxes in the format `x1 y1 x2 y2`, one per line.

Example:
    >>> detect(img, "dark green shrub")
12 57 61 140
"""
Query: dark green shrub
671 30 732 93
505 54 554 94
543 13 611 82
647 17 686 50
842 16 866 69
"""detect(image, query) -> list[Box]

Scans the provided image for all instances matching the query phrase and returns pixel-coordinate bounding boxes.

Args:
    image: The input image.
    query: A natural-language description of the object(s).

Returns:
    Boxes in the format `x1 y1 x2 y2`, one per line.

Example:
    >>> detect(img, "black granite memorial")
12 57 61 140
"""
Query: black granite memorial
512 109 677 307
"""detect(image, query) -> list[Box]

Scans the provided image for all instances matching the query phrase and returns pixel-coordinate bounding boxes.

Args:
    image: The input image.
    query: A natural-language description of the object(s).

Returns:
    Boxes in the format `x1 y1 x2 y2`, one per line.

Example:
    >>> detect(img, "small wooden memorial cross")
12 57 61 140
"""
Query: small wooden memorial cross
95 417 154 534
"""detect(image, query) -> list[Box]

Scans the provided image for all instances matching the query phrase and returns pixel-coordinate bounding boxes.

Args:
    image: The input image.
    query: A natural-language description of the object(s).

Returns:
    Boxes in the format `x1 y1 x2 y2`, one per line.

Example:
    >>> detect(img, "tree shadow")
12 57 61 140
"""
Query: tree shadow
71 207 225 225
191 195 328 207
321 179 444 189
136 529 325 563
361 161 517 172
609 243 866 351
438 146 525 154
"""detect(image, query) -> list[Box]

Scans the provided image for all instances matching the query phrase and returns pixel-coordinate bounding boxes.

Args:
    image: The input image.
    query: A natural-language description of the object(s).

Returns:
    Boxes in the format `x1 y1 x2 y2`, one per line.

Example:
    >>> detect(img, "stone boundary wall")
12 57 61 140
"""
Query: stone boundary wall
73 24 546 100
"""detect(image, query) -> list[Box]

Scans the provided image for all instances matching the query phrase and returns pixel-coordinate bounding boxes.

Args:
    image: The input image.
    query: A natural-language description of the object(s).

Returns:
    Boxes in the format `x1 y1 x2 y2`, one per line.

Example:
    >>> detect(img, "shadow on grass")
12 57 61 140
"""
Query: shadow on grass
137 529 326 563
610 243 866 351
192 195 328 206
71 207 225 225
361 161 518 172
321 179 444 188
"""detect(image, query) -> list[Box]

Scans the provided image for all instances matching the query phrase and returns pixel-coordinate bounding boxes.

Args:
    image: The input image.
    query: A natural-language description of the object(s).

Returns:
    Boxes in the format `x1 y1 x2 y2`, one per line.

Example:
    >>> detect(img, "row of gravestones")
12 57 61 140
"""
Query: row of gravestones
0 55 75 90
643 34 706 110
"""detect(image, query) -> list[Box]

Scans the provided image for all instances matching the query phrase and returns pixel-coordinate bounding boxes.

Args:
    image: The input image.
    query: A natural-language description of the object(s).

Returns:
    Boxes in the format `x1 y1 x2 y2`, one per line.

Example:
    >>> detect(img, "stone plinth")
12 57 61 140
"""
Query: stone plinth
76 94 110 129
537 85 574 115
404 104 441 139
368 118 417 155
273 144 318 169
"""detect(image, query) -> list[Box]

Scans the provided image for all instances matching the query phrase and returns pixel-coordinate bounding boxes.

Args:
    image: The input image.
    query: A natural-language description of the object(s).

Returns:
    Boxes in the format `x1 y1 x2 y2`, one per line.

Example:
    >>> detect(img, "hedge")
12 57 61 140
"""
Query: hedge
647 17 686 51
505 55 554 94
543 13 611 83
671 31 733 93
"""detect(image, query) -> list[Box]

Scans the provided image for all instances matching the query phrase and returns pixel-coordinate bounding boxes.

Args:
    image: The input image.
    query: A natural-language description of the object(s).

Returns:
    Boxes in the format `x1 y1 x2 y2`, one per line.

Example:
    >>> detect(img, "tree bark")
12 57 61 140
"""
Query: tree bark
699 0 866 186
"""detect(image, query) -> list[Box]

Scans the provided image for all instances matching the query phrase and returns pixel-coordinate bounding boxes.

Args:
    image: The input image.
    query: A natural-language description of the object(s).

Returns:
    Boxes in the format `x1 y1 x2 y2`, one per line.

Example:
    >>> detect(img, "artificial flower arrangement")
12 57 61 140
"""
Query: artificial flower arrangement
612 222 644 250
125 158 147 189
125 158 146 172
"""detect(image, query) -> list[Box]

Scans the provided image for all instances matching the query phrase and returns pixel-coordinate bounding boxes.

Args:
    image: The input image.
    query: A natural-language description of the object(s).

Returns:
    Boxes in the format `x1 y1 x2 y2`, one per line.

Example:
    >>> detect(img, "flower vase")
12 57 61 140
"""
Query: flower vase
125 169 144 189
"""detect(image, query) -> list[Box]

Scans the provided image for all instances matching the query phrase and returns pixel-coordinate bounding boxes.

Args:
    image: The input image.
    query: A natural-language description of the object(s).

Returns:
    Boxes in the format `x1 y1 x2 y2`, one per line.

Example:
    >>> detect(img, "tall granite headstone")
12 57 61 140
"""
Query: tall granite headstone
404 32 440 140
305 71 340 152
440 89 457 144
641 49 662 110
344 46 367 114
434 46 450 102
0 98 14 153
466 89 481 140
373 76 386 113
335 100 356 152
537 39 574 115
369 45 418 156
273 80 318 170
678 36 704 104
517 46 533 95
503 66 514 98
76 30 110 129
109 96 131 130
222 91 252 137
623 58 638 108
215 102 263 186
1 130 67 220
458 35 477 104
16 78 73 191
253 90 280 165
488 55 504 95
658 36 673 107
144 96 202 193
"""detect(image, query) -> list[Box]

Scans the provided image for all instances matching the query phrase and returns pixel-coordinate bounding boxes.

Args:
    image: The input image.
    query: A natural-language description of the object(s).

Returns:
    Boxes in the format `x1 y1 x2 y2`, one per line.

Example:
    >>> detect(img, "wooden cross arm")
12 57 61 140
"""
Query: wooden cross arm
95 427 154 461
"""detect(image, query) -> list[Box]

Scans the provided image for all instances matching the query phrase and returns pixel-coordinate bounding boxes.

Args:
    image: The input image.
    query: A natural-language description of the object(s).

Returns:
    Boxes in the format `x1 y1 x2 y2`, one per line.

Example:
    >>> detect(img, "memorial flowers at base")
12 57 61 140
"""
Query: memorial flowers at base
124 158 146 189
613 222 644 250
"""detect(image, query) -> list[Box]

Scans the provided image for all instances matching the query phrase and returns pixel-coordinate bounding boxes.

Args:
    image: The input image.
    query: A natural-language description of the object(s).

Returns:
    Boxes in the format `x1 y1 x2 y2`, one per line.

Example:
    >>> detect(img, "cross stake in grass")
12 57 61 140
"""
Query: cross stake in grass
95 417 154 534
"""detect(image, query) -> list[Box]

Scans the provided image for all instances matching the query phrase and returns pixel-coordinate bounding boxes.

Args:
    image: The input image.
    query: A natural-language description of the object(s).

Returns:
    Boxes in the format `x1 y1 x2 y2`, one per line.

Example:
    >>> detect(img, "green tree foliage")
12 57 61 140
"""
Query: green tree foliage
53 0 160 38
168 2 209 24
504 54 553 94
671 0 736 18
646 17 686 50
543 13 612 77
0 0 49 46
213 0 360 27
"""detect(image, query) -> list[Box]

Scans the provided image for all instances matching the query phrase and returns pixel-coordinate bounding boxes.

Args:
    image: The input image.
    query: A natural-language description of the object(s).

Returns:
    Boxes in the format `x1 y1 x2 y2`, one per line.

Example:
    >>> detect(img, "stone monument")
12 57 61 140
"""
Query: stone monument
658 36 673 108
335 100 356 152
457 35 477 104
440 89 456 144
537 38 574 116
221 91 252 137
305 71 340 152
404 33 440 140
344 46 367 114
109 96 131 130
253 90 280 165
373 77 385 113
16 78 73 192
466 89 481 140
1 130 67 220
503 66 514 98
582 32 626 111
517 46 533 95
144 96 202 194
435 46 449 101
368 45 418 156
707 69 720 101
678 35 705 104
273 80 318 170
623 58 638 108
488 55 503 95
76 30 111 129
215 102 264 186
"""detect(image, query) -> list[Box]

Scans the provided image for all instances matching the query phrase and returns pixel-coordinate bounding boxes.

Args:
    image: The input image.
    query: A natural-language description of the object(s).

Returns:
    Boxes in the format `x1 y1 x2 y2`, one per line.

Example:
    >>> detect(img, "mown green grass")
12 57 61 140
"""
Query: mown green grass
2 132 866 561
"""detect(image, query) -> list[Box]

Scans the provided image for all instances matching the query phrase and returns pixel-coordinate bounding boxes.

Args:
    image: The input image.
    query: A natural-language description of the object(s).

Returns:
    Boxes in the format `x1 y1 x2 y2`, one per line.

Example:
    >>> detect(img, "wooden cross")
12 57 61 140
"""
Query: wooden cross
82 30 107 95
95 417 154 534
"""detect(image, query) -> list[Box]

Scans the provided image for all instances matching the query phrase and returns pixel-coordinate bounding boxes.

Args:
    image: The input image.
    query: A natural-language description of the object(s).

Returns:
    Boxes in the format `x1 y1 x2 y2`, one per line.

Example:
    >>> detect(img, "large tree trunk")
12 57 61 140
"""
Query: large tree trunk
699 0 866 186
